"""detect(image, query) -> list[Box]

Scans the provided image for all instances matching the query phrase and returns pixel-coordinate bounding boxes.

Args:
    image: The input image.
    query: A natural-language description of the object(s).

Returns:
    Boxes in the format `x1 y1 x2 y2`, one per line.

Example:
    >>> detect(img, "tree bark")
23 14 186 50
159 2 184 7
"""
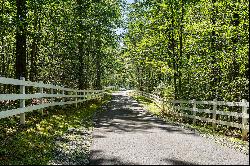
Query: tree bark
171 2 177 99
16 0 27 79
178 0 184 98
95 36 102 90
30 5 39 83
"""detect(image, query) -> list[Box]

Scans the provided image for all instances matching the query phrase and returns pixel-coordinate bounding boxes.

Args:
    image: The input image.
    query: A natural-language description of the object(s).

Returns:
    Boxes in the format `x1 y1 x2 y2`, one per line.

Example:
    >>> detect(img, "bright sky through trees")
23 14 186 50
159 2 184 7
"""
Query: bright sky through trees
116 0 134 36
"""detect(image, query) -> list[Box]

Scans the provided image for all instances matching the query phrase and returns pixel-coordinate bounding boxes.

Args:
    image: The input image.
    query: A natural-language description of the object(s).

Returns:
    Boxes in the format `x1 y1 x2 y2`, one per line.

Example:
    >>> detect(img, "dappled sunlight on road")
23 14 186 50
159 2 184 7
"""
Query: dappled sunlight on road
89 92 249 165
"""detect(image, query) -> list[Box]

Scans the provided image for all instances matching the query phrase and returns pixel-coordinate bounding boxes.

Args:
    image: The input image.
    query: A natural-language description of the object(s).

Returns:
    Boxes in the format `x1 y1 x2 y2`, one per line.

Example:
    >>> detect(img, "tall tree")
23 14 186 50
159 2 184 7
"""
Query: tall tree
16 0 27 79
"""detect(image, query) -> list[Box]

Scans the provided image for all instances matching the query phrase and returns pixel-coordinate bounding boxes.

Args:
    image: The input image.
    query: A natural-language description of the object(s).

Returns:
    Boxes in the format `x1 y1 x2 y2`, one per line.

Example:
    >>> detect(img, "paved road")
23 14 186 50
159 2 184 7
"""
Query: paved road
89 91 249 165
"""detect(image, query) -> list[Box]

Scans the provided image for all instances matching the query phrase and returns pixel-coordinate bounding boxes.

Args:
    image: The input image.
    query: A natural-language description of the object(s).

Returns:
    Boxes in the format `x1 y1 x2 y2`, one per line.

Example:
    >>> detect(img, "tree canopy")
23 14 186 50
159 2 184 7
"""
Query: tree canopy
120 0 249 102
1 0 124 91
0 0 249 102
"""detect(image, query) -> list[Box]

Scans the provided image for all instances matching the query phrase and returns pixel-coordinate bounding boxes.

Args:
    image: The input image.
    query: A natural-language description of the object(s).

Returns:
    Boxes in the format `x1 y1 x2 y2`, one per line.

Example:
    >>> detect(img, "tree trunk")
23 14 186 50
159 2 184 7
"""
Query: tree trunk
95 51 102 90
210 0 217 99
171 2 177 99
30 6 39 83
78 41 85 89
178 0 185 98
95 36 102 90
16 0 27 79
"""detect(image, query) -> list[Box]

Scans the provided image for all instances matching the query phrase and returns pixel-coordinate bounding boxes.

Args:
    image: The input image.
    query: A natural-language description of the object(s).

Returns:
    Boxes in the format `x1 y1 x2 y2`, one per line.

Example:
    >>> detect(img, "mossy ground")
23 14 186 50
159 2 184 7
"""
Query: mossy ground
0 95 111 165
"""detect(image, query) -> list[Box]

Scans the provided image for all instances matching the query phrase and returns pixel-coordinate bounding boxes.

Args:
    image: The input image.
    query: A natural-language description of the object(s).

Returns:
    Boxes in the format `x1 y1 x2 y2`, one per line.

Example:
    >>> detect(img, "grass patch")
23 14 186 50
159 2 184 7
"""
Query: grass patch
132 95 161 116
0 95 111 165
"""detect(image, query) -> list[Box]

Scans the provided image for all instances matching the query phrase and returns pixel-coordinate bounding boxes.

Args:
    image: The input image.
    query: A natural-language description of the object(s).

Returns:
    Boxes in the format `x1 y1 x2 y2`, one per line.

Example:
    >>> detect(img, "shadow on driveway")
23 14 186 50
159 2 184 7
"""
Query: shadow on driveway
93 94 195 135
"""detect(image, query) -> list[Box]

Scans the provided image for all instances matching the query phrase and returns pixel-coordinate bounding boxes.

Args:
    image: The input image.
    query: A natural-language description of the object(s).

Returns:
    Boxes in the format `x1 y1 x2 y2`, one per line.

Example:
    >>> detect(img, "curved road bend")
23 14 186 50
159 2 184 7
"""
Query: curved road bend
89 91 249 165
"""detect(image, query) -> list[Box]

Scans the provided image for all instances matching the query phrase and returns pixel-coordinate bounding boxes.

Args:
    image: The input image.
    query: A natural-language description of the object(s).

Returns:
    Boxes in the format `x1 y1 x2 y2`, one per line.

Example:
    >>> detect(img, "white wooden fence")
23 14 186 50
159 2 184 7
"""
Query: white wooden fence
135 91 249 140
0 76 114 124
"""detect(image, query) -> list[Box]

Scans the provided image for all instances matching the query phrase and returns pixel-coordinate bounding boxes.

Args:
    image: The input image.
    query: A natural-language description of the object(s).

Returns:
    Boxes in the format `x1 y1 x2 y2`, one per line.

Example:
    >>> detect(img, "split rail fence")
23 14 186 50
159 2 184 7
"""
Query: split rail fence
0 76 115 124
135 91 249 140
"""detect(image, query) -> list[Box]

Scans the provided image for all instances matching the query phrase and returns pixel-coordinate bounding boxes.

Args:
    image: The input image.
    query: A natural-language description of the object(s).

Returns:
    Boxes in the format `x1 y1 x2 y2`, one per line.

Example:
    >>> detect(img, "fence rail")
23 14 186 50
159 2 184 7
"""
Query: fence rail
135 90 249 140
0 76 115 124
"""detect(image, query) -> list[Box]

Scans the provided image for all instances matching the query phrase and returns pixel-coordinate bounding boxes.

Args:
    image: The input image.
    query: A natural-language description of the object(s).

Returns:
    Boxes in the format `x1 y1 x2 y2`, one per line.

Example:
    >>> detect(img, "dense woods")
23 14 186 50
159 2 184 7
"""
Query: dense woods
121 0 249 102
0 1 249 163
0 0 123 92
1 0 248 102
0 0 249 106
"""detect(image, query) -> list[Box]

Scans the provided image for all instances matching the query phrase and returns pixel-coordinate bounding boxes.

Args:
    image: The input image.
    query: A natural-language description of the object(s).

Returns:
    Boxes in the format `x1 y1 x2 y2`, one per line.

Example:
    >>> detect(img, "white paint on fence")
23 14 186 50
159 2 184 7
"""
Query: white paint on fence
20 77 25 124
135 90 249 139
0 76 116 124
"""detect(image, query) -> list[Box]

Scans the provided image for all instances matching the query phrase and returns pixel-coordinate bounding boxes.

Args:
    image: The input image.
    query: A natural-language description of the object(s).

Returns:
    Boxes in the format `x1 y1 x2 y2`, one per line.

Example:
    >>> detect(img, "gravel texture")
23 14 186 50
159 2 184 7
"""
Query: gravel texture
164 120 250 156
89 91 249 165
48 127 92 165
198 132 249 155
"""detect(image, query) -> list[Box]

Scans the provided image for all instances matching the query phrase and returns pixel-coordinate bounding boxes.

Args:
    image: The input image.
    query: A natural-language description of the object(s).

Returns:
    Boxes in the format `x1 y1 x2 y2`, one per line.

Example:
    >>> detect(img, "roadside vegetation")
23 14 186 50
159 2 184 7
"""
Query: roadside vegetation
132 94 249 155
0 95 111 165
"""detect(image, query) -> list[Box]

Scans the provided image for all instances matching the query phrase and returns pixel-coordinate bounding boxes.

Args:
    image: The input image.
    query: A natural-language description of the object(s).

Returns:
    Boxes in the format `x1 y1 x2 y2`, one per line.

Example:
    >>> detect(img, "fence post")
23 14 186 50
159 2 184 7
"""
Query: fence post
62 88 65 102
86 91 89 100
179 102 183 123
162 97 165 113
164 99 169 115
39 81 43 115
89 91 92 100
75 91 78 107
212 99 217 129
242 99 248 140
20 77 25 125
192 99 196 125
51 88 54 103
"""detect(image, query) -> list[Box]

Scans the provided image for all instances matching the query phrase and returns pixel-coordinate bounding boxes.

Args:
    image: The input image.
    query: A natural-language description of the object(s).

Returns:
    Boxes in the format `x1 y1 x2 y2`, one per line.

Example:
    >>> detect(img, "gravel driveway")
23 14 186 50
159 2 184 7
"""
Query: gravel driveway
89 91 249 165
